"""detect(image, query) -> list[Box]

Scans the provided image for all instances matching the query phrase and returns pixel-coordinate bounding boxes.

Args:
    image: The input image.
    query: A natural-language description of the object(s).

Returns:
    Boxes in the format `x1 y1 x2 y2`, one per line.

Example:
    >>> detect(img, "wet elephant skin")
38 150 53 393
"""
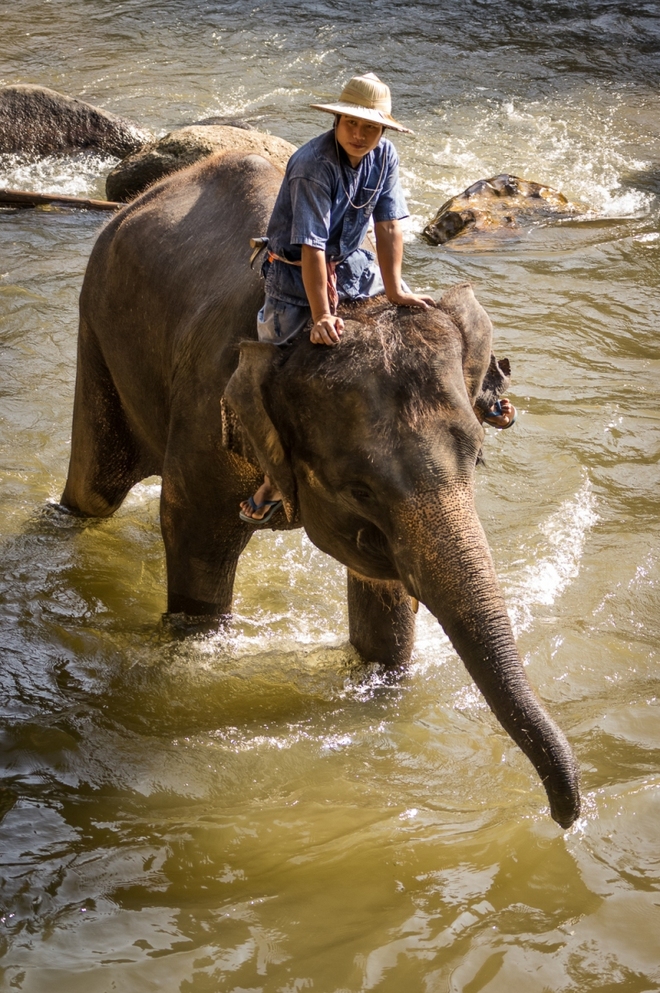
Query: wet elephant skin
60 152 580 827
0 83 148 156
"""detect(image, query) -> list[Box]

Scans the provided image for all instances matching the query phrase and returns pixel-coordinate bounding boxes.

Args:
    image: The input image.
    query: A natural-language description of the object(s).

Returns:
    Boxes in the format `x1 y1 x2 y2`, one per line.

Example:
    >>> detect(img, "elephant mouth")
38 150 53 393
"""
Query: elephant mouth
355 522 395 573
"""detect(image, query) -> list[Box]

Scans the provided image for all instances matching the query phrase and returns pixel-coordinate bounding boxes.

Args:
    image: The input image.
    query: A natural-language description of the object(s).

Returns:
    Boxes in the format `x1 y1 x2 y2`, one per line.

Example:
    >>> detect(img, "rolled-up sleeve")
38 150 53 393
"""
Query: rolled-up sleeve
372 146 409 224
289 176 333 249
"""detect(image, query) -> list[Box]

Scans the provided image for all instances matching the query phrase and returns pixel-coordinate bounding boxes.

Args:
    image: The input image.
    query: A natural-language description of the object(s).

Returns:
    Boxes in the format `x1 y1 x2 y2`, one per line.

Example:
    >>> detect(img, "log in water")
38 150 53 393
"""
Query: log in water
0 187 120 209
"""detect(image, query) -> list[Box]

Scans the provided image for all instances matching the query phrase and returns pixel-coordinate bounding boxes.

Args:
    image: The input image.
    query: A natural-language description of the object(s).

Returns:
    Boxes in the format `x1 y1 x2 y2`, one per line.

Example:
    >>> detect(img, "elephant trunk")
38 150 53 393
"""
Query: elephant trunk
393 482 580 829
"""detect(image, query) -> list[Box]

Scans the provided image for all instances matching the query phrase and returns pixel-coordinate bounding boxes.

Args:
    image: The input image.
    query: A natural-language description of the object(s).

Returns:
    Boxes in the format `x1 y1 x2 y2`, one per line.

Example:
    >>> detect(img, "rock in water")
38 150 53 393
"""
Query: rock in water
0 84 149 157
422 174 583 245
106 125 296 202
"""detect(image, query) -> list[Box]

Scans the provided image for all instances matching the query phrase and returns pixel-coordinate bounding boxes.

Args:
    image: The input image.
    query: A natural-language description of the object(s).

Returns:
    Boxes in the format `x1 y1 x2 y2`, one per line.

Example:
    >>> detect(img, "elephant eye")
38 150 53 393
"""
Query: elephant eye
346 483 373 503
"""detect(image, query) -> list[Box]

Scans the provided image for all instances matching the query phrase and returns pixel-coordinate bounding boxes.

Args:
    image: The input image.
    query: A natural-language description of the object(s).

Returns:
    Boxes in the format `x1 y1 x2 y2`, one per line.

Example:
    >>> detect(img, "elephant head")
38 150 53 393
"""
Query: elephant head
225 283 580 828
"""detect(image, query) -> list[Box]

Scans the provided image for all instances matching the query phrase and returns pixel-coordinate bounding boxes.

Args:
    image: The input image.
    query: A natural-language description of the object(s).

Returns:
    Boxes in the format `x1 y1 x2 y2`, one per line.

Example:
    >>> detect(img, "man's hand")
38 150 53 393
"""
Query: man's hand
375 220 437 311
387 291 436 309
301 246 345 346
310 313 345 346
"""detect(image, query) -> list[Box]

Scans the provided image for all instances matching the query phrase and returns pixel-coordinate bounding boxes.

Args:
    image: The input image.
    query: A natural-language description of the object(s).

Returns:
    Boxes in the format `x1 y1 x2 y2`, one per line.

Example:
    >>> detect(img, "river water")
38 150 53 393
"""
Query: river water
1 2 659 990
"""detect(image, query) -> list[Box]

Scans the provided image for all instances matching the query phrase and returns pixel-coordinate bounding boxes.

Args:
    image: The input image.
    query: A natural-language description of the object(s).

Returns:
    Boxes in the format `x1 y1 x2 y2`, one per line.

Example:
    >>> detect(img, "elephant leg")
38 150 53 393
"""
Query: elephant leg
60 321 146 517
160 448 256 618
347 570 416 667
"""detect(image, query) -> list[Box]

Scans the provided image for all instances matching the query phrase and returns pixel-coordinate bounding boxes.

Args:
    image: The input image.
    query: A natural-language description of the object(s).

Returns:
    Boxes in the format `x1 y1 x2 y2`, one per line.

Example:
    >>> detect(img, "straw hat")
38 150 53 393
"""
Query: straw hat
310 72 413 134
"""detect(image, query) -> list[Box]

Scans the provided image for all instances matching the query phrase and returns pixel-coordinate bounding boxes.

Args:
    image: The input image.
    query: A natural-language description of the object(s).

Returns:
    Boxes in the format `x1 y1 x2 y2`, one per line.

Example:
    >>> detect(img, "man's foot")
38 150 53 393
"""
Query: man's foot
239 477 283 522
482 398 517 429
239 496 283 525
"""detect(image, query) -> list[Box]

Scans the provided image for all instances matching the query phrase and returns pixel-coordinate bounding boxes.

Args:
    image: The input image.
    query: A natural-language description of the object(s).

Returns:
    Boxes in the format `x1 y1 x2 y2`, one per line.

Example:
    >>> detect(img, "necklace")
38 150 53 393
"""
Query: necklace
334 132 387 210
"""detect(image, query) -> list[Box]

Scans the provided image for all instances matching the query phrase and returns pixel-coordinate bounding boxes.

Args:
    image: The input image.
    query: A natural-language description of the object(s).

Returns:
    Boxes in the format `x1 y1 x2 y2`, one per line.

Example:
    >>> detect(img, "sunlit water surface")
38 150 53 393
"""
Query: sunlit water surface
1 2 660 990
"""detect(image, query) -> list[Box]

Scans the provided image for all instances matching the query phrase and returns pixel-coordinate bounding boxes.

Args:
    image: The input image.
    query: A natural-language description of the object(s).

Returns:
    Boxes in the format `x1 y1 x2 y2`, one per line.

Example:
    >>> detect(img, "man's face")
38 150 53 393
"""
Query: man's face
335 114 384 166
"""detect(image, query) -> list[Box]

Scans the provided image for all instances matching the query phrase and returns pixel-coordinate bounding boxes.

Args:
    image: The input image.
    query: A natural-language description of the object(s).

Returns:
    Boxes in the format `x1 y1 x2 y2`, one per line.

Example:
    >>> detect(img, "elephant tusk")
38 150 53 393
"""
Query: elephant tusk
410 596 419 614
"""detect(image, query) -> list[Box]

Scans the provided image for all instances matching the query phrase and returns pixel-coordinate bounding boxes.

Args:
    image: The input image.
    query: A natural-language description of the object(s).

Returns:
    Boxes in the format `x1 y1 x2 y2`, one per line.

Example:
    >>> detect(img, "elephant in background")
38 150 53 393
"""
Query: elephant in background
422 173 583 246
60 151 581 828
0 84 148 157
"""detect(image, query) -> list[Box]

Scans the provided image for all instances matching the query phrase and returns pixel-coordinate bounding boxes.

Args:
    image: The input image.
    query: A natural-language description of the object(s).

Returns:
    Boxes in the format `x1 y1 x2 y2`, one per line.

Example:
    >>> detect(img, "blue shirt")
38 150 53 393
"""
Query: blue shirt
263 129 409 306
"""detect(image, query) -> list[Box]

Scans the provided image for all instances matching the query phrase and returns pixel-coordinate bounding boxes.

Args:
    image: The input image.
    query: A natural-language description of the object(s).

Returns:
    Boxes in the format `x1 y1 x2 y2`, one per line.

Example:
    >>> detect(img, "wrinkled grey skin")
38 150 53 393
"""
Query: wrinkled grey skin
60 151 580 828
0 84 148 156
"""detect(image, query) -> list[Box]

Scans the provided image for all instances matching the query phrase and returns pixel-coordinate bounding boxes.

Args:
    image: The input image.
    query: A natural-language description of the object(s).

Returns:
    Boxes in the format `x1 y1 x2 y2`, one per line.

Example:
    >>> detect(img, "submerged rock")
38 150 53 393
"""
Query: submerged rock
106 125 296 202
422 174 583 245
0 84 149 157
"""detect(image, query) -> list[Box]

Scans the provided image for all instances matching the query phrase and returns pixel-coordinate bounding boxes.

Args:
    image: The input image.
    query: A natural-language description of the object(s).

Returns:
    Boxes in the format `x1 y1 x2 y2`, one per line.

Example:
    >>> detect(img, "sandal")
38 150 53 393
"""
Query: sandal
239 495 283 525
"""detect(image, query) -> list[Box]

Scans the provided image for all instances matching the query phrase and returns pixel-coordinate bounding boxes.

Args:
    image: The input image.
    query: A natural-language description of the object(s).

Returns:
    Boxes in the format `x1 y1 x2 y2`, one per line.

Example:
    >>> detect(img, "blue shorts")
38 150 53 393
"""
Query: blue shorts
256 262 409 345
256 297 314 344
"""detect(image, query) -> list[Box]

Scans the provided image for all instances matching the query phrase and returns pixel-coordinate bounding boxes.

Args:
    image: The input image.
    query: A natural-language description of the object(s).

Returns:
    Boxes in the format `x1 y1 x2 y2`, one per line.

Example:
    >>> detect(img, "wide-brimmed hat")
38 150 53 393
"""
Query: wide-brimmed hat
310 72 413 134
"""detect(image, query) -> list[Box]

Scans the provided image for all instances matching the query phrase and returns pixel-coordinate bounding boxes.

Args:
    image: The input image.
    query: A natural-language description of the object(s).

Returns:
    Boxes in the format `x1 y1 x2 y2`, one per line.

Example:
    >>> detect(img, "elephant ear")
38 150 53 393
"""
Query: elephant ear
474 353 512 416
224 341 298 524
437 282 493 403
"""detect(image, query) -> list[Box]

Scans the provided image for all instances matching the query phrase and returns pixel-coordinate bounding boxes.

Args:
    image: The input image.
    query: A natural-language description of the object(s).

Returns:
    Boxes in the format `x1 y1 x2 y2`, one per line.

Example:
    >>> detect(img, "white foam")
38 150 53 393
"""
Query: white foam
203 85 305 120
505 478 599 635
415 90 656 226
410 486 597 660
122 479 162 506
0 151 117 198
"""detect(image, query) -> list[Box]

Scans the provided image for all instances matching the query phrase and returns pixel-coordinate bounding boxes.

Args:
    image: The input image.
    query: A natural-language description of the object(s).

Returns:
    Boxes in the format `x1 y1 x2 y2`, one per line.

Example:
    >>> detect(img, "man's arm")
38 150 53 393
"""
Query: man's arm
375 219 435 309
301 244 345 346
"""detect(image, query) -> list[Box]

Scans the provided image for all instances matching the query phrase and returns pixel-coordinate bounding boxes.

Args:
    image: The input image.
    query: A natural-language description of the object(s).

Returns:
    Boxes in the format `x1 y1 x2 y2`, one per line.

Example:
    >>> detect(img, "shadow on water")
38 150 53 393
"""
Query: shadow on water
621 161 660 197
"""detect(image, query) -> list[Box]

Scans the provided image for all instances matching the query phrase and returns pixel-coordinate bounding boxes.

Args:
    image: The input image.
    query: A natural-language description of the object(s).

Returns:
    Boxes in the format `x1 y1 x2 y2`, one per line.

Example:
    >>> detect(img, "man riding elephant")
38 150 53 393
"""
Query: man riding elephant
239 72 516 524
58 138 580 827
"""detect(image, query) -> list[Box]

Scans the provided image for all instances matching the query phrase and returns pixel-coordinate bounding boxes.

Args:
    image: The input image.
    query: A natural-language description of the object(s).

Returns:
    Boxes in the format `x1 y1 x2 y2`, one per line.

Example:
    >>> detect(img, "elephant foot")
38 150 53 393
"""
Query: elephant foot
165 592 230 635
347 571 416 668
48 500 94 518
163 612 229 637
167 591 225 615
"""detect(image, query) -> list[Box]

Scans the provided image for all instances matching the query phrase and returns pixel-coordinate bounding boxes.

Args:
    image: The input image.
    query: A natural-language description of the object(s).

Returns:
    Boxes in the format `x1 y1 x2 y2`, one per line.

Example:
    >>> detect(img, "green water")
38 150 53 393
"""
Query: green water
1 1 660 989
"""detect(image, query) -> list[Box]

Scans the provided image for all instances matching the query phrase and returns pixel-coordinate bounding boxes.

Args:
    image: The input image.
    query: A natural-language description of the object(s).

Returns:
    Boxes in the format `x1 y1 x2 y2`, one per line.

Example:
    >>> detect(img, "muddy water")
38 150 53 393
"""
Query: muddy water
1 2 660 990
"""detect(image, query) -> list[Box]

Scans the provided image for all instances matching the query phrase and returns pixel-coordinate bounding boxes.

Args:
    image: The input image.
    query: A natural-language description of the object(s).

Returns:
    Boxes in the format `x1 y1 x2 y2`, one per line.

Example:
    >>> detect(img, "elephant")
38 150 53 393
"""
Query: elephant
60 150 581 828
0 84 148 157
105 124 296 202
422 174 582 246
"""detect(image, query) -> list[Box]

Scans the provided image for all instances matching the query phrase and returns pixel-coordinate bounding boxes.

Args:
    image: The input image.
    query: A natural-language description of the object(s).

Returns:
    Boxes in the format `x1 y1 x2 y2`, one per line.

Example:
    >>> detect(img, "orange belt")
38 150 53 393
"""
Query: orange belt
267 250 338 316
